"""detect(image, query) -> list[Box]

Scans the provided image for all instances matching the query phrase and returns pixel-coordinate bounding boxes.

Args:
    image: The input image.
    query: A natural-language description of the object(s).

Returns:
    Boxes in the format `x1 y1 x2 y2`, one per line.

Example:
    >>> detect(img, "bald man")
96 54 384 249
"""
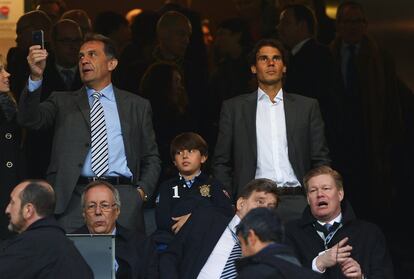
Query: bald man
0 180 93 279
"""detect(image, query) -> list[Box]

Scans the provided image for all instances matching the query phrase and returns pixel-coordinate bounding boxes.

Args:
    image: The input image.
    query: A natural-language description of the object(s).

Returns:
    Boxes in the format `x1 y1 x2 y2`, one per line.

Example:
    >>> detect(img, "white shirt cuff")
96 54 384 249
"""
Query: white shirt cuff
312 251 326 273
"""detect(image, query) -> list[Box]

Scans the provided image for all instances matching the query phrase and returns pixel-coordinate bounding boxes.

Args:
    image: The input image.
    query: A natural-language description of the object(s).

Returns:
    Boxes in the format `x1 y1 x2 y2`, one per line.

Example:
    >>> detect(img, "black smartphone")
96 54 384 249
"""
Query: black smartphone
32 30 44 49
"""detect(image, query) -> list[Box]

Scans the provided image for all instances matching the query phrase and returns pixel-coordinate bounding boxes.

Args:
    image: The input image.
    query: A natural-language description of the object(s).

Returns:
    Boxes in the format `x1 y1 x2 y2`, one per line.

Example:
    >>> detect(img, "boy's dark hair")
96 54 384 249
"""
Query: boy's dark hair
236 207 284 244
170 132 208 160
238 178 279 206
248 38 288 67
20 179 55 217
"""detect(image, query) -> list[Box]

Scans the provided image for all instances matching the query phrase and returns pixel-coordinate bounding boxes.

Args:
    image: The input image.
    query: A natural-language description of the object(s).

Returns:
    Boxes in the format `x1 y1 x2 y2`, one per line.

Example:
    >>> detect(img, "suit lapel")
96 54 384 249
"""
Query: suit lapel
284 93 297 141
284 93 297 159
75 87 91 128
242 92 258 159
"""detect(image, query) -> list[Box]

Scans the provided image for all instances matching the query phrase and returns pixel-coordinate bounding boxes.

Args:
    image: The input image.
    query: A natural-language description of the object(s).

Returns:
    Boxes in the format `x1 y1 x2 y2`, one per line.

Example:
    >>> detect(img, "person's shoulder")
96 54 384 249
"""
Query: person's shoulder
223 91 257 105
285 92 318 104
114 87 149 104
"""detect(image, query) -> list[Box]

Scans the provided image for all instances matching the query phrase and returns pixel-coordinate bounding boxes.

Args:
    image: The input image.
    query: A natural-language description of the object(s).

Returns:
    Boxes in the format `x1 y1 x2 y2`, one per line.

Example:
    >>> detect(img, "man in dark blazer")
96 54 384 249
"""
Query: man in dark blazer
235 207 320 279
72 181 157 279
285 166 394 278
213 38 330 221
278 4 341 158
18 33 161 233
159 178 279 279
0 179 93 278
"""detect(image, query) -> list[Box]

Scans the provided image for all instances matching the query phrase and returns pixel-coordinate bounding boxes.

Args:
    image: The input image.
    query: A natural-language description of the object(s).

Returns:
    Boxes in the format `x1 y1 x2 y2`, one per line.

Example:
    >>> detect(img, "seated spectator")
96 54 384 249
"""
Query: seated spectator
154 132 233 249
235 207 320 278
159 178 278 279
285 166 394 278
72 181 158 279
0 179 93 278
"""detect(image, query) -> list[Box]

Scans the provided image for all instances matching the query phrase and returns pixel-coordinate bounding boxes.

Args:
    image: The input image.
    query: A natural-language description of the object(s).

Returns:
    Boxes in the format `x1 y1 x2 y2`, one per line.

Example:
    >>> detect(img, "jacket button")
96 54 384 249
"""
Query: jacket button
5 133 12 140
6 161 13 168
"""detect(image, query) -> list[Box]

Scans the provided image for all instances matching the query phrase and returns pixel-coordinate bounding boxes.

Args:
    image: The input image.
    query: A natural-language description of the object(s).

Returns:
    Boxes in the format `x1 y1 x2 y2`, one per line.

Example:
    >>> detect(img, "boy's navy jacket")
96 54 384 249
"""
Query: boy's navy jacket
155 172 233 236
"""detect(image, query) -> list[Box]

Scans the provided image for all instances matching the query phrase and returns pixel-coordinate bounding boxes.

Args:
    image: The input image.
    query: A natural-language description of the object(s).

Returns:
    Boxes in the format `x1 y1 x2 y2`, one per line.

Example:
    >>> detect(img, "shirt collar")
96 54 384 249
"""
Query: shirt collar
229 214 241 234
86 83 115 101
317 213 342 226
179 170 201 188
291 38 311 56
257 87 284 104
341 42 361 56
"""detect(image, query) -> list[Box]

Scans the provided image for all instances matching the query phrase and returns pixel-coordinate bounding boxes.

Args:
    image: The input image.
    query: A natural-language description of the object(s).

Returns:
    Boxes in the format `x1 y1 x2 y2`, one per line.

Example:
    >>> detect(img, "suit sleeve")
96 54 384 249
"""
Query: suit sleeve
363 225 394 279
136 100 161 196
309 100 331 167
212 100 234 195
17 86 57 130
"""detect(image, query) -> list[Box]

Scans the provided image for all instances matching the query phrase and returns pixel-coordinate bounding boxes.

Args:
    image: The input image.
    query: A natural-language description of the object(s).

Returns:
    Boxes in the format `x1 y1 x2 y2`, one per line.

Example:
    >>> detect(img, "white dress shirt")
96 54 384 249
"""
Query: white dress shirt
255 88 300 187
197 215 241 279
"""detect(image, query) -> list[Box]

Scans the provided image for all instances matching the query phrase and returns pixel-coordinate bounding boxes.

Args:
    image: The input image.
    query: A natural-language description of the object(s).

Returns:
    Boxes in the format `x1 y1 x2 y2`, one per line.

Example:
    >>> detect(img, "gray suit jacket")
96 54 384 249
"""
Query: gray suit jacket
212 91 330 199
18 86 161 214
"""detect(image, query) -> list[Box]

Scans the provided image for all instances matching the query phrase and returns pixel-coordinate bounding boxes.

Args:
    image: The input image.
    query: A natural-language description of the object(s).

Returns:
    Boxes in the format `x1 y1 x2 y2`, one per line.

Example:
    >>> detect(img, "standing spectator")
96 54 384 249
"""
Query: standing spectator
213 38 330 221
18 33 160 233
0 54 25 240
139 62 194 180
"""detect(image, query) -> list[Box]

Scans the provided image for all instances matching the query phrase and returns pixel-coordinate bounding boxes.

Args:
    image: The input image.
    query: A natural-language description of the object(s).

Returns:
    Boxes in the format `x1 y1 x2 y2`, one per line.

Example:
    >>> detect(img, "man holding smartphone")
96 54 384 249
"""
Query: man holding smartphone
18 33 161 233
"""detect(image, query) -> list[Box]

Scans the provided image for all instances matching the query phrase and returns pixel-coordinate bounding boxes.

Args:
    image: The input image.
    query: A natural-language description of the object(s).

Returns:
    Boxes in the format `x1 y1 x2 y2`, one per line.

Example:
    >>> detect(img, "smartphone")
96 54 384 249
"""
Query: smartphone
32 30 44 49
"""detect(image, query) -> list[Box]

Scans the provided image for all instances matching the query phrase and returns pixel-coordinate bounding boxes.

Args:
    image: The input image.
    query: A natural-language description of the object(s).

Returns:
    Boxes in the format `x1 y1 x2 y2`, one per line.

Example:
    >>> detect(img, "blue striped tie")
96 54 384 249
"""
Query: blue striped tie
90 91 108 177
220 229 242 279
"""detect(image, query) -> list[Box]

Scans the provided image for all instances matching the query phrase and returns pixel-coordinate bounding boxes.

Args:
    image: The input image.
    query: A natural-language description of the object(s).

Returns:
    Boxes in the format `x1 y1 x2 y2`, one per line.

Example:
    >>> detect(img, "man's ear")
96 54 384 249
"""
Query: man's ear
236 197 245 211
23 203 34 219
251 65 257 74
108 58 118 71
283 66 286 73
201 155 207 164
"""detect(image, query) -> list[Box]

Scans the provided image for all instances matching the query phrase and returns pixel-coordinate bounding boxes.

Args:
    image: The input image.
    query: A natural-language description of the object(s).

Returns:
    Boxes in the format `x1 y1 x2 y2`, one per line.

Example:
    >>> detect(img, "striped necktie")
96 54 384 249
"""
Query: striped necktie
220 228 242 279
90 91 108 177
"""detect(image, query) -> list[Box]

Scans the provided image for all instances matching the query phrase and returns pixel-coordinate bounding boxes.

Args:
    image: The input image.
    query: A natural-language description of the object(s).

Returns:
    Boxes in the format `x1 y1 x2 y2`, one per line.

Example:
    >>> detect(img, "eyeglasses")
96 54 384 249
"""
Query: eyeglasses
85 203 117 212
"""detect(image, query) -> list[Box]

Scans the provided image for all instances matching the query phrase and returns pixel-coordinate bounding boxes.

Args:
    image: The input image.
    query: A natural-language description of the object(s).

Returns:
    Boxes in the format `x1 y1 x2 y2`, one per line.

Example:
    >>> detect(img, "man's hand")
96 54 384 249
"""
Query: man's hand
137 187 147 201
316 237 353 272
340 257 363 279
27 45 48 81
171 213 191 234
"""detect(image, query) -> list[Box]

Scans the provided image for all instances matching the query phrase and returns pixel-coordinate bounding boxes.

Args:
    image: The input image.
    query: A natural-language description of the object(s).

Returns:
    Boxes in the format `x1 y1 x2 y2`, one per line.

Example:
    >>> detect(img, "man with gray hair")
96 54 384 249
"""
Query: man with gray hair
72 180 158 279
0 179 93 278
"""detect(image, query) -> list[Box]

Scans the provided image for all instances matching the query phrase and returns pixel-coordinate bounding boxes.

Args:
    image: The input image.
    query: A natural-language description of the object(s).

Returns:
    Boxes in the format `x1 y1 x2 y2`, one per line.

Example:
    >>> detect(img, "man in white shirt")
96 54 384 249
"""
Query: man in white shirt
213 38 330 221
159 178 279 279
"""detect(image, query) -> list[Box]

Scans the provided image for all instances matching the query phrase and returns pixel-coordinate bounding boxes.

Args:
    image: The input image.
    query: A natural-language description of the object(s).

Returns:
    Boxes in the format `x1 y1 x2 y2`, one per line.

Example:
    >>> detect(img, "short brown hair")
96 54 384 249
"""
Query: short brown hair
303 166 343 193
170 132 208 159
238 178 279 206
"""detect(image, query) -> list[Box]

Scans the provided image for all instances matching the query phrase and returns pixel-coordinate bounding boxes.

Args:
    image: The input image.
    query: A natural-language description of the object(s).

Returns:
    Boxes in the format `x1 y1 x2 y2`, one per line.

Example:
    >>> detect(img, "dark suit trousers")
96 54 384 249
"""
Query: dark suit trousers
57 184 145 234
